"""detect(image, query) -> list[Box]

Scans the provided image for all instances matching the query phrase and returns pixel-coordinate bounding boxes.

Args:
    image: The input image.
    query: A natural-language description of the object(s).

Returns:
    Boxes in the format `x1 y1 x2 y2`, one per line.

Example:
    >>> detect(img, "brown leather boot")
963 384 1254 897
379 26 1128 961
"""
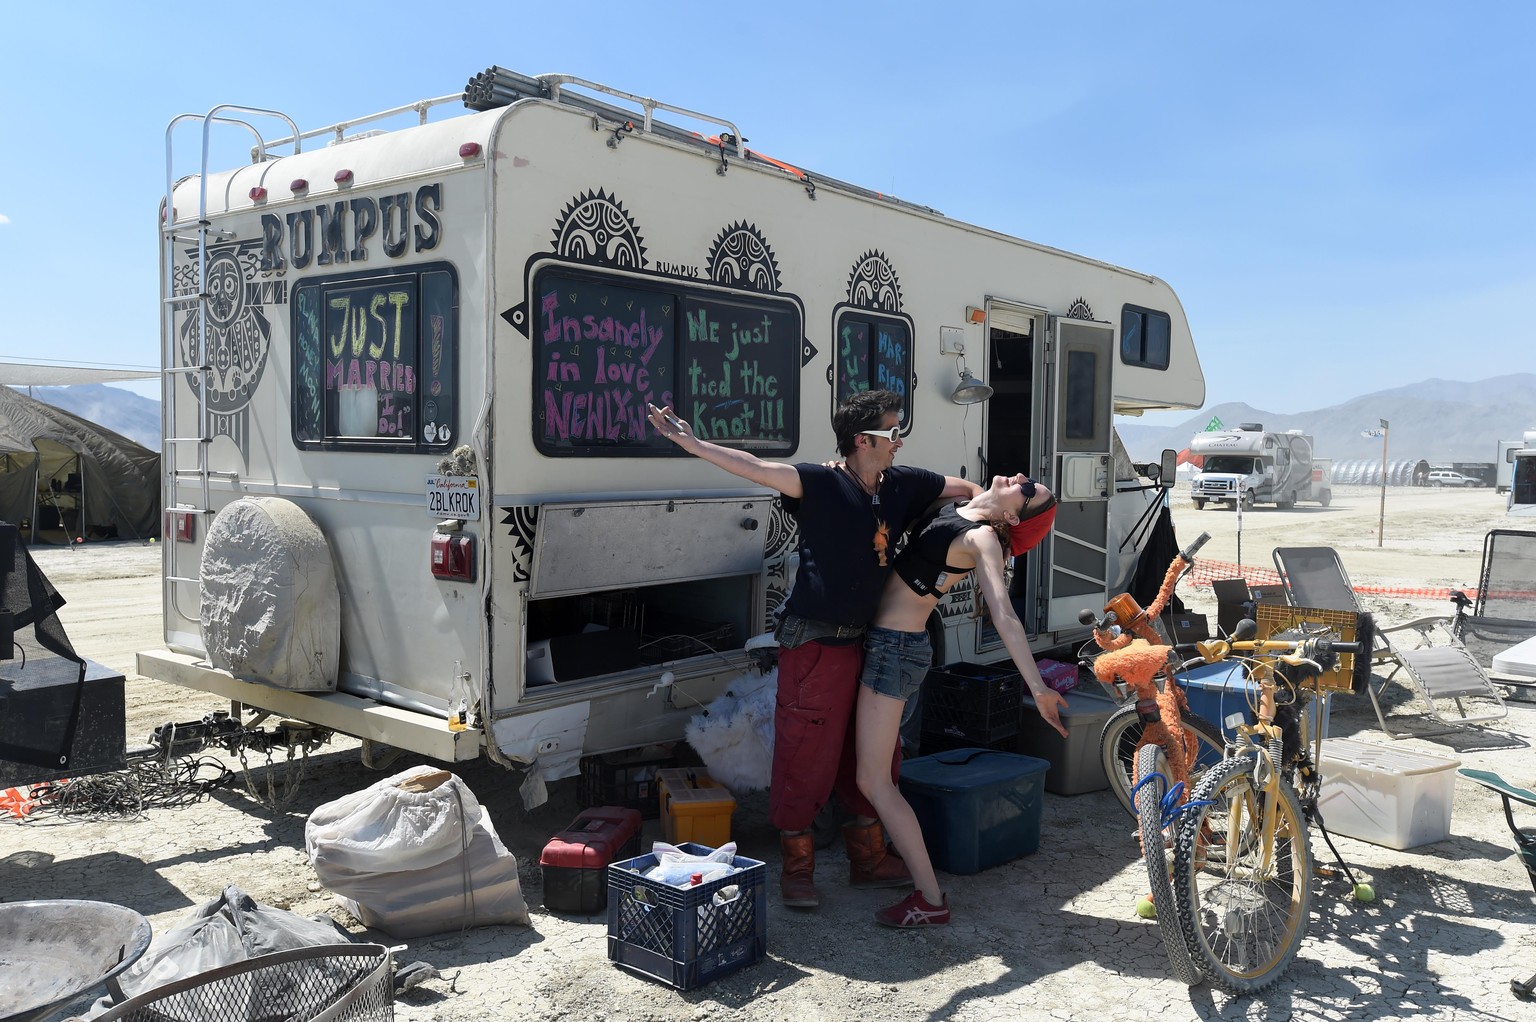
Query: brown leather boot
779 831 819 909
843 820 912 889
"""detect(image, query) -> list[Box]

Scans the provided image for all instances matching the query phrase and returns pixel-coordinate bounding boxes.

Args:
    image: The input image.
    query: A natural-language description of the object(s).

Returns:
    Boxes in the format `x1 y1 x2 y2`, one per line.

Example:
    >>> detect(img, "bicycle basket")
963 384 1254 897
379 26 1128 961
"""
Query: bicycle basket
92 943 393 1022
1254 604 1364 693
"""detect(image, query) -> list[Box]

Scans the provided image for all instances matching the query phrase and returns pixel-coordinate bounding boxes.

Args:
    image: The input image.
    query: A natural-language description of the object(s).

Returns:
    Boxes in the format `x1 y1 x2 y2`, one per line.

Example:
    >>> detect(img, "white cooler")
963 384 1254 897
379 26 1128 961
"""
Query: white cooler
1492 633 1536 682
1317 738 1461 850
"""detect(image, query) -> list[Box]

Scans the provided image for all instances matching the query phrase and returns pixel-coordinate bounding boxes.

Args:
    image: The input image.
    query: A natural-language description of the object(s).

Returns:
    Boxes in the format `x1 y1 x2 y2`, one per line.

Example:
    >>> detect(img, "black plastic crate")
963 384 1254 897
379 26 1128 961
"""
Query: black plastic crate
607 842 767 990
578 746 677 818
919 729 1017 757
920 662 1022 745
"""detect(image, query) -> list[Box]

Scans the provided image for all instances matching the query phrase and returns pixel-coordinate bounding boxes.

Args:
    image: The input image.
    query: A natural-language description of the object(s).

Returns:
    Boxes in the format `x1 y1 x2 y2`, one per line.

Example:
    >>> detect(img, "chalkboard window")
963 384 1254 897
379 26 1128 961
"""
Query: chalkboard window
1120 304 1171 370
291 263 458 451
533 267 800 456
832 310 913 425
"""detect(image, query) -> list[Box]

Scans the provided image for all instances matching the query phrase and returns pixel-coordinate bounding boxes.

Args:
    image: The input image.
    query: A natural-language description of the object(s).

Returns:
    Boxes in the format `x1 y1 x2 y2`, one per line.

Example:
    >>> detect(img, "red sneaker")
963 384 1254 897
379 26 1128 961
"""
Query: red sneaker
874 889 950 928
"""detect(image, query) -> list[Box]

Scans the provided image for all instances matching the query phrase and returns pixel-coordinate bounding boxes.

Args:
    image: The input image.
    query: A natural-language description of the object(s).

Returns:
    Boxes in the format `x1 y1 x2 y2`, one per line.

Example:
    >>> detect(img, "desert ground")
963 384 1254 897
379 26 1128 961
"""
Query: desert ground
4 484 1536 1022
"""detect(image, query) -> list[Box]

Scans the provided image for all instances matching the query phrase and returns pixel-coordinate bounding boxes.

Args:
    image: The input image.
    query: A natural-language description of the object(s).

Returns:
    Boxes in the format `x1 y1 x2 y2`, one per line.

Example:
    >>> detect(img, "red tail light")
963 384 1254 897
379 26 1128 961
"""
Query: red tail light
431 533 476 582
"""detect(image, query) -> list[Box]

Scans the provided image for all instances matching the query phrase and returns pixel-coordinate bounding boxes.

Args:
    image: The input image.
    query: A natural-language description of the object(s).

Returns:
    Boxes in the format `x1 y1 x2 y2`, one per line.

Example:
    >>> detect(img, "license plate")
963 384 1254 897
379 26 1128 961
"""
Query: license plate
426 474 480 520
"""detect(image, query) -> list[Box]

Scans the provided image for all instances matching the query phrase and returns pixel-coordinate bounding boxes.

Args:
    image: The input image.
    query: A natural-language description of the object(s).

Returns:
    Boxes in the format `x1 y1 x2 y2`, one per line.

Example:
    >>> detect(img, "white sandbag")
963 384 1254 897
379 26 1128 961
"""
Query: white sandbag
305 766 482 875
331 806 531 938
307 766 529 938
200 496 339 691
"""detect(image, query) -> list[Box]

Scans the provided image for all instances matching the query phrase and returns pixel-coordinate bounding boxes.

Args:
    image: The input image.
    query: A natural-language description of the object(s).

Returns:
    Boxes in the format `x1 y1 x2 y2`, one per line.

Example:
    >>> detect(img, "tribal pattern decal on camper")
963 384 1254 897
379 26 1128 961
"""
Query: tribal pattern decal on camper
763 499 799 632
1067 297 1095 320
846 251 903 313
707 222 780 292
172 240 274 452
500 504 539 584
552 189 647 268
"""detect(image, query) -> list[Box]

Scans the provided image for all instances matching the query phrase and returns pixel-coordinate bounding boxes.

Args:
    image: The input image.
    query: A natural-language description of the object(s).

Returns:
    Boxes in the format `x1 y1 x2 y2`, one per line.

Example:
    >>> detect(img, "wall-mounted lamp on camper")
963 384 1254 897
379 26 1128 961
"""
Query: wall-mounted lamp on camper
950 354 993 405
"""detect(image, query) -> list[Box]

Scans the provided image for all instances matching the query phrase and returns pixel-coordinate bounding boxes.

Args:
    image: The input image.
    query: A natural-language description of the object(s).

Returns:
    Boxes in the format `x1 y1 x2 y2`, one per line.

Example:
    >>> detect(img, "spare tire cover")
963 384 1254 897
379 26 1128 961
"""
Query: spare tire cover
200 496 340 691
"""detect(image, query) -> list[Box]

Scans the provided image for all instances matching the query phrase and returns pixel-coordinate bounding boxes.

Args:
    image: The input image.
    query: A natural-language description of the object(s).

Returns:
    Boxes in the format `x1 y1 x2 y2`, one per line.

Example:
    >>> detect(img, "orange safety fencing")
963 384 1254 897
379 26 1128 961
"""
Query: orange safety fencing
1186 559 1476 603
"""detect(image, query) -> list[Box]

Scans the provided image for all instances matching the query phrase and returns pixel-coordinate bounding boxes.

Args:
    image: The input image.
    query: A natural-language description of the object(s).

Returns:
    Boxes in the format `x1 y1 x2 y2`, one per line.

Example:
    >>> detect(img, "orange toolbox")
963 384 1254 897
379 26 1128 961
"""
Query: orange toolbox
656 768 736 847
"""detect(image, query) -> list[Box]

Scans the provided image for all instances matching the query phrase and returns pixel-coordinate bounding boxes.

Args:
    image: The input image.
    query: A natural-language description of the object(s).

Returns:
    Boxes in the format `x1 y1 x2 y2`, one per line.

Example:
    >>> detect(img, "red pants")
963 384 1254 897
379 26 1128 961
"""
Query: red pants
768 639 900 832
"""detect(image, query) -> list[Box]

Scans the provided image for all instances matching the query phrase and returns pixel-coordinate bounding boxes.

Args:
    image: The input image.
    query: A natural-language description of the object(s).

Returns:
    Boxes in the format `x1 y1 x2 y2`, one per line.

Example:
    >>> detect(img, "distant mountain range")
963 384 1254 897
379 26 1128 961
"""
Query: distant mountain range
20 384 160 450
1116 373 1536 467
15 375 1536 470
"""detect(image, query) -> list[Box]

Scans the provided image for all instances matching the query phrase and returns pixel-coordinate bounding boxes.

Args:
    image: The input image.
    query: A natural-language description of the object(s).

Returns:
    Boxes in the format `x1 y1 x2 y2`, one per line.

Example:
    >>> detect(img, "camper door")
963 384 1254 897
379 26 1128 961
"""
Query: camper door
1045 317 1114 630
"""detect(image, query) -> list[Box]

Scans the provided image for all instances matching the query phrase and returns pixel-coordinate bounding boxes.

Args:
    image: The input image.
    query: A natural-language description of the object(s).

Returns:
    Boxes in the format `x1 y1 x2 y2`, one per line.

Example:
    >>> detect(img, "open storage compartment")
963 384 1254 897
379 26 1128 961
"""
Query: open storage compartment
523 497 766 688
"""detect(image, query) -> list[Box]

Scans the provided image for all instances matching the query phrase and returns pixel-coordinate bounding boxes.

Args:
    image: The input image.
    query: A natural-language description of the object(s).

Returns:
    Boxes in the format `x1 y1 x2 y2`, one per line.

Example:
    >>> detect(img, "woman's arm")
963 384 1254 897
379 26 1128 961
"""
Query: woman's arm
646 403 803 497
962 529 1069 737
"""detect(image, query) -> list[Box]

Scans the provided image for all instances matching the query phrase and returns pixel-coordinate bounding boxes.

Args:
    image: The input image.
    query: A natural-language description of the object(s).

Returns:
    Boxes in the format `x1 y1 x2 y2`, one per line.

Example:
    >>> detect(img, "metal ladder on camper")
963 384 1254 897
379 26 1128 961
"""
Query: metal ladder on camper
159 107 301 618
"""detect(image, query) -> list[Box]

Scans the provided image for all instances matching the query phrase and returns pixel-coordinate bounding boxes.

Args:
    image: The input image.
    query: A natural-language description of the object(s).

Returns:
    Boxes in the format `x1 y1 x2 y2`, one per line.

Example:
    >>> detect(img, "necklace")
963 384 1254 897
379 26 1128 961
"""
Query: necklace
842 463 889 564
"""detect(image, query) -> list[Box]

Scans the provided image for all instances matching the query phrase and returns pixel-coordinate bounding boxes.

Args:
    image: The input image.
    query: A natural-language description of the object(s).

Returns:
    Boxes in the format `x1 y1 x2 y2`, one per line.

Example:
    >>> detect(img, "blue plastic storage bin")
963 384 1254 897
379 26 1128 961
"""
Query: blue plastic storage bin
898 748 1049 875
1179 660 1331 746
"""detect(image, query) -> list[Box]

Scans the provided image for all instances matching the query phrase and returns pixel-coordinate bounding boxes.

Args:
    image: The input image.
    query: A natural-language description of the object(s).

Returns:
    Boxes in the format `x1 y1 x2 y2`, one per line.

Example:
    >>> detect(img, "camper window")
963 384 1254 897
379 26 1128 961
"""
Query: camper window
532 268 801 456
1120 304 1171 371
832 310 914 425
290 263 459 451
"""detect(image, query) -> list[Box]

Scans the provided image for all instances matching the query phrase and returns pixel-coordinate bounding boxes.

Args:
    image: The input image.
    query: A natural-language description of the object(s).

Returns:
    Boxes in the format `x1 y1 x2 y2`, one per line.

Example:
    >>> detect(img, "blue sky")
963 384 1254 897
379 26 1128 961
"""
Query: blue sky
2 3 1531 416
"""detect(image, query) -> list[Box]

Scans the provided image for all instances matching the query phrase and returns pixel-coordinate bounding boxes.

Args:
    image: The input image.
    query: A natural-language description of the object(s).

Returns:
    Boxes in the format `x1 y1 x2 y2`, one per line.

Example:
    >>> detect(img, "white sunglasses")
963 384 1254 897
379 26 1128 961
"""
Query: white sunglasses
858 427 902 443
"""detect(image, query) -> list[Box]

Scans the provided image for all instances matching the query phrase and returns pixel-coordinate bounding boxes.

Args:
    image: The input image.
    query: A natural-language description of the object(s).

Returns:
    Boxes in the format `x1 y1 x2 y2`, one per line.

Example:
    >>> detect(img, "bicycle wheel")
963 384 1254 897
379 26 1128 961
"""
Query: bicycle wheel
1171 752 1314 995
1101 705 1225 816
1133 743 1203 985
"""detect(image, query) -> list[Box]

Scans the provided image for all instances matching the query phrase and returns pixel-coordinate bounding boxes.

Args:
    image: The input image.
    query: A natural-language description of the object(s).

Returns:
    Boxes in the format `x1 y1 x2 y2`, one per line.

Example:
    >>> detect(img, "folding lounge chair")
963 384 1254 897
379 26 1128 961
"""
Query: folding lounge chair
1457 767 1536 1000
1453 530 1536 700
1273 546 1507 739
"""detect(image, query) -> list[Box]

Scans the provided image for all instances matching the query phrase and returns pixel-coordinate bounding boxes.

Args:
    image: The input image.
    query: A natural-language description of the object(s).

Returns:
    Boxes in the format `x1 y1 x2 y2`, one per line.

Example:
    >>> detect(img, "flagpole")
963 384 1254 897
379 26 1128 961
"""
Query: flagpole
1377 419 1389 547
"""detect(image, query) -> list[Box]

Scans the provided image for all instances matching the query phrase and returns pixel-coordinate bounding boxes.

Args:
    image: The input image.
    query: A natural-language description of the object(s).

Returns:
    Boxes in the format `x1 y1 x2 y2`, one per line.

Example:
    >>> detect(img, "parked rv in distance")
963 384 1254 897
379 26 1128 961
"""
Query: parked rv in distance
1188 424 1331 510
1497 434 1534 494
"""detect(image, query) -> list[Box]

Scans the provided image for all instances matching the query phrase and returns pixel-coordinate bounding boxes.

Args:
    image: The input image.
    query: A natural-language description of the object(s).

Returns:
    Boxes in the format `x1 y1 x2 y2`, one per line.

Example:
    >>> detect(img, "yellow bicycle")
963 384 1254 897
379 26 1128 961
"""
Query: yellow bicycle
1169 615 1375 994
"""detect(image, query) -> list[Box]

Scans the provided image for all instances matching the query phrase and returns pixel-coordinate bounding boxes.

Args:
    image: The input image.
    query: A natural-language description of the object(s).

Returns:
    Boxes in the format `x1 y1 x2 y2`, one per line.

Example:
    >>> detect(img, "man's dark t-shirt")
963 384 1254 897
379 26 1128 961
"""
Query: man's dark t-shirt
782 464 946 627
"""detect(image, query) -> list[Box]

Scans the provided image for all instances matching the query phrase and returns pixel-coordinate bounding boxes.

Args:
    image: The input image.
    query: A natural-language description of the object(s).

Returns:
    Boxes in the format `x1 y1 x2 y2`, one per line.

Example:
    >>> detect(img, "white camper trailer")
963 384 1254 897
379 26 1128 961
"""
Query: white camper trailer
1499 434 1535 495
141 70 1205 786
1188 425 1330 510
1510 431 1536 515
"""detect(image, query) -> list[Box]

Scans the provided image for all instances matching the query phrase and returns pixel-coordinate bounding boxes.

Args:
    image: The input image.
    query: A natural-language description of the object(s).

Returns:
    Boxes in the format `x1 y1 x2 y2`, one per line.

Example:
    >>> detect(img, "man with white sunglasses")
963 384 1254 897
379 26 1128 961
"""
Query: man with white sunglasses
647 390 977 909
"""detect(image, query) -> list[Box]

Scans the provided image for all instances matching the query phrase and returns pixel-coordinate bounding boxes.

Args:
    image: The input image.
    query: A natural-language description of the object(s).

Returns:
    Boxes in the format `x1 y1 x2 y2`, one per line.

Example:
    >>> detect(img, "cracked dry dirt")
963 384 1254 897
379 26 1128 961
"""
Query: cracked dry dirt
4 485 1535 1021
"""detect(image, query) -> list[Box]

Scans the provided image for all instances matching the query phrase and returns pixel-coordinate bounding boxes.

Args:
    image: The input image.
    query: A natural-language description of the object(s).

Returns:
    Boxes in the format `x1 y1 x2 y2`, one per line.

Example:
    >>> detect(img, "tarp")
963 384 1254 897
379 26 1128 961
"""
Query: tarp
0 386 160 542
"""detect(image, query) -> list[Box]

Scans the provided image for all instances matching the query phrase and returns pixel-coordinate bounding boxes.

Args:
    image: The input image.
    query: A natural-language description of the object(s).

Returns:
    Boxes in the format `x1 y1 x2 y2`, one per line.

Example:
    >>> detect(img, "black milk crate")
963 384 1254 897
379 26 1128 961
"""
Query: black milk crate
607 842 767 990
920 662 1022 745
578 746 677 818
919 730 1017 757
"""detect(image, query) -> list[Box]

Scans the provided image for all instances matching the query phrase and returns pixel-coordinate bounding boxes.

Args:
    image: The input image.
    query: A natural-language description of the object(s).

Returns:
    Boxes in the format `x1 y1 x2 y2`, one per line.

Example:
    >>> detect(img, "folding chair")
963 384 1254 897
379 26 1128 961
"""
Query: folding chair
1454 530 1536 700
1457 767 1536 1001
1273 546 1507 739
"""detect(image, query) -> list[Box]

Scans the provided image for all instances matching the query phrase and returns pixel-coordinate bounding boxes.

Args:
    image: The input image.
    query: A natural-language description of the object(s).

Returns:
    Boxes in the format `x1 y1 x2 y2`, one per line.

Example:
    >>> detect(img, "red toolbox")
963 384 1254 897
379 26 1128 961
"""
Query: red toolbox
540 806 644 914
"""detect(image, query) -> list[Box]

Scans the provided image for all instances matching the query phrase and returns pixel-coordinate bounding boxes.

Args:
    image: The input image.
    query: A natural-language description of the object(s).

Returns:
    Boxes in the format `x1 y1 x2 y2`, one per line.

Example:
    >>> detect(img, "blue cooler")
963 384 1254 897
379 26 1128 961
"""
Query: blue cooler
1179 661 1331 746
897 748 1049 875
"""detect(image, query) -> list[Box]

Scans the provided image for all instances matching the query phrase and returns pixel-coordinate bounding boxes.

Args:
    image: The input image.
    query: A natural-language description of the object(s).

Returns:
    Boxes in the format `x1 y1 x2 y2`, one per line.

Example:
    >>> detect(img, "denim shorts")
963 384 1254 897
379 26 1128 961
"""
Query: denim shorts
860 627 933 714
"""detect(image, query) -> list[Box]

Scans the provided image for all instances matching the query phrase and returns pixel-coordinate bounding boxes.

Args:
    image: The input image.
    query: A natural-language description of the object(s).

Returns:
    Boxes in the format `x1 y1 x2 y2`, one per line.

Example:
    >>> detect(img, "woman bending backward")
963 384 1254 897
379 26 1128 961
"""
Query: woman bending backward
856 473 1068 928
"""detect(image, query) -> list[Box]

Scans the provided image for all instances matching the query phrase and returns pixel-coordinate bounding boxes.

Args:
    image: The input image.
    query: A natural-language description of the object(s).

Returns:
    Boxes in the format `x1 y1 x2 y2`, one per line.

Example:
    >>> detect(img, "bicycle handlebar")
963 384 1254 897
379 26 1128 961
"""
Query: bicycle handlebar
1179 531 1212 564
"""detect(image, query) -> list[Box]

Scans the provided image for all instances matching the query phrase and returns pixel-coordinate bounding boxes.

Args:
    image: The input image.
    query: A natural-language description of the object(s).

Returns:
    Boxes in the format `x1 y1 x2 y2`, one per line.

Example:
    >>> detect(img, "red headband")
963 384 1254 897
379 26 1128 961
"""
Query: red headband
1009 504 1057 555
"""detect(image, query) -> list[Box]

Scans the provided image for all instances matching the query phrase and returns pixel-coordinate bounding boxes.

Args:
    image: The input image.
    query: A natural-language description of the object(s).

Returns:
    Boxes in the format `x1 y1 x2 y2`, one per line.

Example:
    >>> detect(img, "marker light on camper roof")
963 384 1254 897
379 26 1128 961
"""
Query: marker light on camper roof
290 178 308 193
249 187 267 201
334 169 353 184
459 142 482 159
